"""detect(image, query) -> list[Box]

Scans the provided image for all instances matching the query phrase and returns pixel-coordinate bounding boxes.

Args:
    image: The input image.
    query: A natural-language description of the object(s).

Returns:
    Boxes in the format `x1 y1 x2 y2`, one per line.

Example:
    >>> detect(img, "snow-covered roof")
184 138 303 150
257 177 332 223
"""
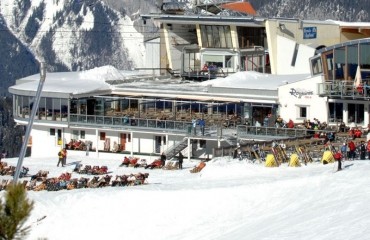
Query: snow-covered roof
9 65 311 101
198 71 310 89
9 66 148 98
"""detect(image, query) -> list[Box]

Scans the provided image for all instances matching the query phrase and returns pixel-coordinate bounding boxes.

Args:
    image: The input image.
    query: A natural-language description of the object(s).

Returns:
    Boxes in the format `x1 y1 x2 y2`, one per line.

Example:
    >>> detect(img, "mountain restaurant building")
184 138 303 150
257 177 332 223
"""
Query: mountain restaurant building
8 12 370 158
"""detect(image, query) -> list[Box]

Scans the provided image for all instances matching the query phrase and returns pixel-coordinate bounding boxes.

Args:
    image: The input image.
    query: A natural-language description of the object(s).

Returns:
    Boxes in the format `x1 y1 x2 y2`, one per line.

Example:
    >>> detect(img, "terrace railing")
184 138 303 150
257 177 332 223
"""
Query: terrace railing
69 114 315 139
69 114 193 133
318 80 370 99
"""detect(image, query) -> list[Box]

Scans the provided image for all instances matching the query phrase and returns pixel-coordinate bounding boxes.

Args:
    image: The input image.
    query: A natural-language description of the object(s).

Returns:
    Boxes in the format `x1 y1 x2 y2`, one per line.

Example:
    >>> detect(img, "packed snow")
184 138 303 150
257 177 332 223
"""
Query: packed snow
1 151 370 240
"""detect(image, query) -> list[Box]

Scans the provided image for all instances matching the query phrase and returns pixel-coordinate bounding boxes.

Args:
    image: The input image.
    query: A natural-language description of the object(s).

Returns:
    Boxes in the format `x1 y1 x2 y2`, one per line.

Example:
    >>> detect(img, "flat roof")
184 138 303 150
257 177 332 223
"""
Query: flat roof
9 65 310 103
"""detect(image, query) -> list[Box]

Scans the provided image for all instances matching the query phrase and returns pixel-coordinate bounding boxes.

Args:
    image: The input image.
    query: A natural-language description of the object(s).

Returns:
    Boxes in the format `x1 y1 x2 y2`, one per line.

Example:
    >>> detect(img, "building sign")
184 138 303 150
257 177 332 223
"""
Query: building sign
289 88 313 98
303 27 317 39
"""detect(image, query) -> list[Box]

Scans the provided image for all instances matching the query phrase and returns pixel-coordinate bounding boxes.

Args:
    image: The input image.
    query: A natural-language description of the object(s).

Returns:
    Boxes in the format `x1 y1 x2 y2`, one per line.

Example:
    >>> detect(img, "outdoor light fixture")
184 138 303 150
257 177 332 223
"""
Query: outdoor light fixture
279 23 286 31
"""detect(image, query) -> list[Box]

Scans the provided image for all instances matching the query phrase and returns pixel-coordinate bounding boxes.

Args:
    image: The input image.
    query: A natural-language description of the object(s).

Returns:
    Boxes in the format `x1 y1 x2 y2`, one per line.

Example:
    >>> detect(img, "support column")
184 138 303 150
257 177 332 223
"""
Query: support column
95 129 99 158
165 134 169 152
343 103 348 124
187 137 191 161
131 131 134 156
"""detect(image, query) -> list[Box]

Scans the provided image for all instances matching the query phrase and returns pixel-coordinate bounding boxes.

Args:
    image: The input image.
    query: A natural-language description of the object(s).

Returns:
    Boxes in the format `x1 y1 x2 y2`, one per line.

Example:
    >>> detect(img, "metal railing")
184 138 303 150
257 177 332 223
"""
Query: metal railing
237 125 310 138
69 114 193 132
69 114 318 139
318 81 370 99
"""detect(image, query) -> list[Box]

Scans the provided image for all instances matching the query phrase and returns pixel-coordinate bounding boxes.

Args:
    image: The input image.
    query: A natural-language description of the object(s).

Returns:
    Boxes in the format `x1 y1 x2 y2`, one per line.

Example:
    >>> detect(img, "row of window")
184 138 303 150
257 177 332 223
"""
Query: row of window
200 25 265 49
15 95 68 121
311 42 370 81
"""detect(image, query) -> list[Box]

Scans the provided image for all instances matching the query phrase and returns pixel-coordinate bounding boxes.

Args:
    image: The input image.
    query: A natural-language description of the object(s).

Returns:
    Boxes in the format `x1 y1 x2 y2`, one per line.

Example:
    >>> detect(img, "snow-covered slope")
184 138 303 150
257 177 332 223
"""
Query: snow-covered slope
1 153 370 240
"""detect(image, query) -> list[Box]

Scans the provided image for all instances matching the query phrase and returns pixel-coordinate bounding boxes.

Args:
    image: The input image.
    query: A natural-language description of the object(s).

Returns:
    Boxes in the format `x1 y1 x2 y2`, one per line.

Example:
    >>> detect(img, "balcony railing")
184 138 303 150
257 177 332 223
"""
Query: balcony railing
318 80 370 99
237 126 310 138
69 114 317 139
70 114 193 133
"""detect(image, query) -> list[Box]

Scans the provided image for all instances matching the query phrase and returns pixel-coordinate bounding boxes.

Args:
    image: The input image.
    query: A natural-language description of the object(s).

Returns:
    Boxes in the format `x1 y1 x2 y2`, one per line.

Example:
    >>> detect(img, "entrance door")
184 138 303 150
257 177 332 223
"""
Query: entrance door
57 129 62 146
120 133 126 151
155 136 162 153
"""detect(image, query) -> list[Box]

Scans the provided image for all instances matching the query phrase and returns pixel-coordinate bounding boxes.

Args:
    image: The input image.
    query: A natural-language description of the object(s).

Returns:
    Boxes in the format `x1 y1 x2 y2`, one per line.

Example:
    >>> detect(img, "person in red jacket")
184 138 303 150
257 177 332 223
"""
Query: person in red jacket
333 151 343 171
287 119 294 128
348 140 356 160
367 140 370 160
354 129 362 139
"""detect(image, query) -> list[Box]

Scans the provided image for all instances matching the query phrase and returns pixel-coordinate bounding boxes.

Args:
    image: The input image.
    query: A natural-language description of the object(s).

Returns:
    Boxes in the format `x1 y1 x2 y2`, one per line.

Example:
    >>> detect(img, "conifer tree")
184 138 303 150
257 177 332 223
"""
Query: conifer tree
0 183 34 240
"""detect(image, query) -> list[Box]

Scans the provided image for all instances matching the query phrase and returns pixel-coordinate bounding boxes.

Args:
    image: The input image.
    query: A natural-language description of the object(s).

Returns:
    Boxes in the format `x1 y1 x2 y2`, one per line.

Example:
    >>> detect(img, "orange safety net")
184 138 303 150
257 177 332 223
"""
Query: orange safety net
220 2 256 16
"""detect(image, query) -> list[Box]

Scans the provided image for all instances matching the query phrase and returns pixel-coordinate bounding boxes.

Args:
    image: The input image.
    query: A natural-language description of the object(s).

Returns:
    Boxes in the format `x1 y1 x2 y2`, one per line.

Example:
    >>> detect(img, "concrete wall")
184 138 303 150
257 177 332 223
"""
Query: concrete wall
275 36 316 75
278 75 327 124
266 20 342 74
29 124 186 158
145 38 161 75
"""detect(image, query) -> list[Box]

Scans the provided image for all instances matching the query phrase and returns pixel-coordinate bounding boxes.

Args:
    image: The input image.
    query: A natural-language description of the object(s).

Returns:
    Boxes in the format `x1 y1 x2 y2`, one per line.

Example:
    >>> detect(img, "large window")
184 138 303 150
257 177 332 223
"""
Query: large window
328 102 343 123
203 54 237 71
334 48 345 80
310 56 323 76
348 103 364 124
360 43 370 80
237 27 265 49
14 95 68 122
321 51 334 80
200 25 232 48
347 44 358 80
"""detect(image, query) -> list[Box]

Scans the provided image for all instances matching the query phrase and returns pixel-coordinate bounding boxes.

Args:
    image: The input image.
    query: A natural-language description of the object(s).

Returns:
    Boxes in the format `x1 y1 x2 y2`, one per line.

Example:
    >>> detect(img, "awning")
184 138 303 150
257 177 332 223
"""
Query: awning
220 2 256 16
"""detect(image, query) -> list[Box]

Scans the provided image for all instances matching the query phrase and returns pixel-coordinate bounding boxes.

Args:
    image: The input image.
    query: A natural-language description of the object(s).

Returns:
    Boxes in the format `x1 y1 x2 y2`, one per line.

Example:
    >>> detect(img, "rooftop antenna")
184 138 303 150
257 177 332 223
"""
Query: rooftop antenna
13 62 46 183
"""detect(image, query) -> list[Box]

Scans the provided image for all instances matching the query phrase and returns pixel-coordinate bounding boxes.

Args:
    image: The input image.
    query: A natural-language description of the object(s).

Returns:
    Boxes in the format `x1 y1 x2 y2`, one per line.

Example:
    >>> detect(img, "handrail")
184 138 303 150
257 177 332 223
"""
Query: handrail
69 114 316 139
318 81 370 99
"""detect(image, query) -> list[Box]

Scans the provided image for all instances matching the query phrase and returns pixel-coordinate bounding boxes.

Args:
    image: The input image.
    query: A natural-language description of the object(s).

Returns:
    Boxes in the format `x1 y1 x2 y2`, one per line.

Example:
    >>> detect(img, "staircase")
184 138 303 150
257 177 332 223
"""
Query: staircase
165 138 188 160
224 136 238 147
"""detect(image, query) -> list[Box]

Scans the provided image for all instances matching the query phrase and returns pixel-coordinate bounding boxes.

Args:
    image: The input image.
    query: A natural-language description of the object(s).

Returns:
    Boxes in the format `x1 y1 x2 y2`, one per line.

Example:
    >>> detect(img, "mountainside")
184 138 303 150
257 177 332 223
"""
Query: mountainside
0 0 159 96
249 0 369 22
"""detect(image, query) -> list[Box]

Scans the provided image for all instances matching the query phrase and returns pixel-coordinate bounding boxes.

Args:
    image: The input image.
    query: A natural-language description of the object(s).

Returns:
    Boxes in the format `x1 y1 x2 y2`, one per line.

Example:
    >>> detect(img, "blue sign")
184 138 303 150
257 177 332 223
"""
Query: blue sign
303 27 317 39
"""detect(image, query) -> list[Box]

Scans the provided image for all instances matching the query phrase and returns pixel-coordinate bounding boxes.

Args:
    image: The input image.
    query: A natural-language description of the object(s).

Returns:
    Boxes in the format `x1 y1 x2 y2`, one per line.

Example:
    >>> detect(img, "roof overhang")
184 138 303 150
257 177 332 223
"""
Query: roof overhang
341 26 370 37
141 14 265 27
8 86 112 99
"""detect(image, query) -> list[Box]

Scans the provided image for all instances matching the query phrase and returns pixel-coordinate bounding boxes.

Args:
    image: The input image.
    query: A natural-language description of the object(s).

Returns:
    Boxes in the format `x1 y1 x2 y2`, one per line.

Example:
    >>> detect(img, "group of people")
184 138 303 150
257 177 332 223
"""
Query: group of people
192 118 206 136
256 114 295 129
339 139 370 161
331 139 370 171
160 152 184 170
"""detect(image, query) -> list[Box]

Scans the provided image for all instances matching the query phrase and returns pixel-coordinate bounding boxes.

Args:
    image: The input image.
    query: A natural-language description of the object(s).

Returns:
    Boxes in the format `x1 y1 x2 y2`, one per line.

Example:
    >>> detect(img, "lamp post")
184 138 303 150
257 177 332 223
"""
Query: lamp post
13 62 46 182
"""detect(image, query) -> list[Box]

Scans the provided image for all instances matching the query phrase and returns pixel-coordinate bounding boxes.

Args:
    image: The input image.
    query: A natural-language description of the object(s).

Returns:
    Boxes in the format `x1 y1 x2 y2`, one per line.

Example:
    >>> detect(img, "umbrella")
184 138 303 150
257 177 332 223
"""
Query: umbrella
354 65 362 87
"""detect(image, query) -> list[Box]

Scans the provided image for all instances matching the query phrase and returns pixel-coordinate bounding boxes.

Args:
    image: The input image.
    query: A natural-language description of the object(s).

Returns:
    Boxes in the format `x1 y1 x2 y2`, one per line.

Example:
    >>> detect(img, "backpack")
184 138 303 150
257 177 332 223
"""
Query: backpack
58 152 62 157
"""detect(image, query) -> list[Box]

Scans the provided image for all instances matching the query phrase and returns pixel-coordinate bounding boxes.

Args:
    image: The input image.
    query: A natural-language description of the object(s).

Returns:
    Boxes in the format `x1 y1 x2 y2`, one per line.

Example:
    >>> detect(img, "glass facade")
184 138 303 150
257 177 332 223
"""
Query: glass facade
200 25 232 48
14 95 68 121
315 41 370 82
237 27 265 49
13 95 245 128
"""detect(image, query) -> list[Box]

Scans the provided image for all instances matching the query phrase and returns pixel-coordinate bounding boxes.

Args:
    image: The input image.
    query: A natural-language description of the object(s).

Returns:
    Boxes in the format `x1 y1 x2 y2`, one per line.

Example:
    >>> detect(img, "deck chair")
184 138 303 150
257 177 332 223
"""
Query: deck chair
163 161 174 170
22 180 28 189
26 179 37 191
0 179 8 190
190 162 206 173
